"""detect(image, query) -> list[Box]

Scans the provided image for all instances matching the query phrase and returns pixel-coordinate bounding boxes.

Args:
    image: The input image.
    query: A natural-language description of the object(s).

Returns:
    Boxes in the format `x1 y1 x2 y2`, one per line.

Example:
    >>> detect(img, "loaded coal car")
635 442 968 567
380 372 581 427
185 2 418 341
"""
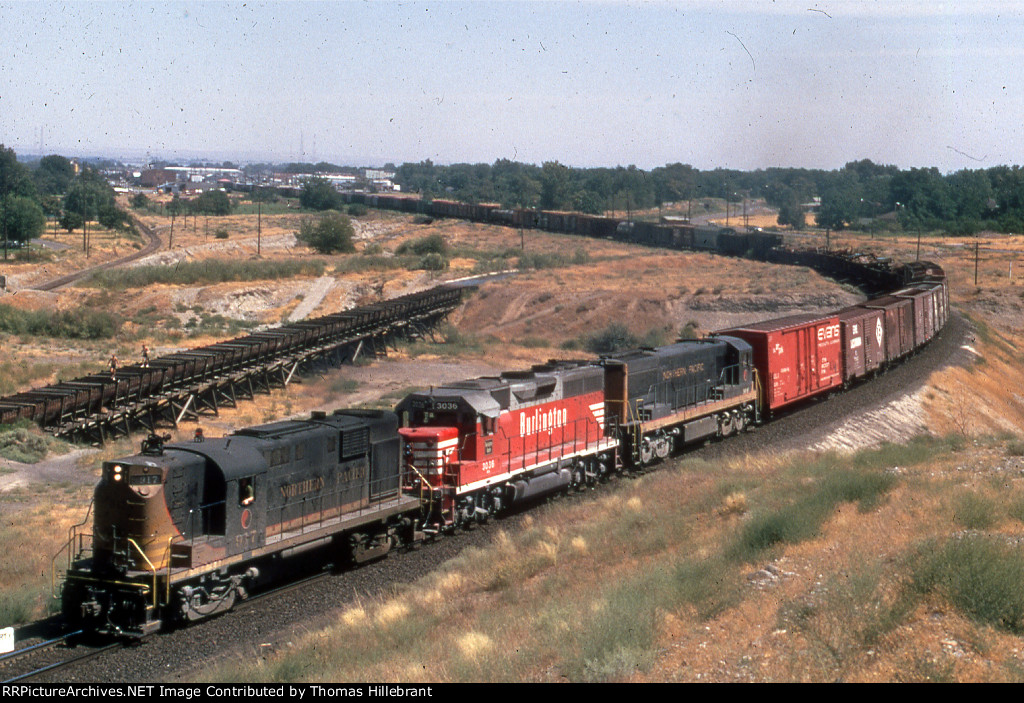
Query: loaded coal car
57 409 419 637
395 361 617 531
600 338 758 465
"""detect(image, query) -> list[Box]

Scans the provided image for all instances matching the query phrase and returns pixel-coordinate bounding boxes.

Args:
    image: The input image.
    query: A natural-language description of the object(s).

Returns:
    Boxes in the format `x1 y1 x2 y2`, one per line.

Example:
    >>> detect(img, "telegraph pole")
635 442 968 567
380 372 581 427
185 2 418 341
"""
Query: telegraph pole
974 235 980 286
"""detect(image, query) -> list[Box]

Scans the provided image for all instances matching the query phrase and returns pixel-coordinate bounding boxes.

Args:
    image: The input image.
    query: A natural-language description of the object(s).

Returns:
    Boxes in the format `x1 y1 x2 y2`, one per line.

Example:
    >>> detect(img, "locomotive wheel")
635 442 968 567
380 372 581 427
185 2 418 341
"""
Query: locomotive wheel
639 440 654 466
654 436 671 460
182 584 237 622
571 464 586 491
720 414 735 437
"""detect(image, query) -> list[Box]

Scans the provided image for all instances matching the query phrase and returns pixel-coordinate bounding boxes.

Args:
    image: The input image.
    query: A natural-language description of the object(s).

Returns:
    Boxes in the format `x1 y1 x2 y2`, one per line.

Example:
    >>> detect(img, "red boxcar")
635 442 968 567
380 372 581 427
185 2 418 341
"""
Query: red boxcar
719 313 843 411
835 305 887 384
862 295 915 361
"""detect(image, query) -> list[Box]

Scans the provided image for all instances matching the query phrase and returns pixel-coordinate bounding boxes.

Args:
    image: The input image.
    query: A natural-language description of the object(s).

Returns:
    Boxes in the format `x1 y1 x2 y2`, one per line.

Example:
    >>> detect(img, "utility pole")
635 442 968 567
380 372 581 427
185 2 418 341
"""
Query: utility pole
2 190 8 262
974 235 980 286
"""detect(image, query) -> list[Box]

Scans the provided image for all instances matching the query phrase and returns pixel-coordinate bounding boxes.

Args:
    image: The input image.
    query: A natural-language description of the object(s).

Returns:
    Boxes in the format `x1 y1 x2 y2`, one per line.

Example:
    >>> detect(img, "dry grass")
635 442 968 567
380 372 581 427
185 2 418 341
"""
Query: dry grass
202 434 1024 683
0 484 94 627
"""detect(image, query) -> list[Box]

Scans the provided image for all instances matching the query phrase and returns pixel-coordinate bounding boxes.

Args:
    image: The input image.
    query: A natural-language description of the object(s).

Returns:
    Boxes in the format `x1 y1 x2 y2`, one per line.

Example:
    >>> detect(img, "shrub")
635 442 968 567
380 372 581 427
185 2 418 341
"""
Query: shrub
0 420 67 463
0 304 120 339
417 252 448 271
396 234 449 257
296 213 356 254
910 535 1024 633
727 464 897 563
214 228 229 239
679 321 700 340
347 203 369 217
585 323 637 354
952 491 998 530
89 259 325 288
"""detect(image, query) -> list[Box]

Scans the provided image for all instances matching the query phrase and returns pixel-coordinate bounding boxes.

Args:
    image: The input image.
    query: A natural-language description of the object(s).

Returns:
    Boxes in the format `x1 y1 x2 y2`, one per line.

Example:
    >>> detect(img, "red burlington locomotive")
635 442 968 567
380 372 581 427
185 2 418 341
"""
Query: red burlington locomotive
396 361 617 529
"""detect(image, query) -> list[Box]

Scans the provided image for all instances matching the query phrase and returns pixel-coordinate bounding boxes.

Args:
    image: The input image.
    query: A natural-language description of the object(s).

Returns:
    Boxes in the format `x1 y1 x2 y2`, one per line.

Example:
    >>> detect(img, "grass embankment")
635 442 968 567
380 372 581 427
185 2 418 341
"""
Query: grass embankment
86 259 328 289
200 433 1024 683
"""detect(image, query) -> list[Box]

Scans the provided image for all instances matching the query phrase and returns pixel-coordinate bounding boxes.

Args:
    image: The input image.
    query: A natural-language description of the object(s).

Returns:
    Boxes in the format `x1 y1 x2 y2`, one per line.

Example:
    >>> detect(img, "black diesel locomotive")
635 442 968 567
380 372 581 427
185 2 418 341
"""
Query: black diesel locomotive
59 410 419 636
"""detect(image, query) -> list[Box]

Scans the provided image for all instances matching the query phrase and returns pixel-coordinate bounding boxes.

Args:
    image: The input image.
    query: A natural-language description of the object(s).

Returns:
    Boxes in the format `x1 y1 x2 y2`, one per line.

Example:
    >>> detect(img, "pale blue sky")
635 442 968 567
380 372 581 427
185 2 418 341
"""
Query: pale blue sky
2 1 1023 172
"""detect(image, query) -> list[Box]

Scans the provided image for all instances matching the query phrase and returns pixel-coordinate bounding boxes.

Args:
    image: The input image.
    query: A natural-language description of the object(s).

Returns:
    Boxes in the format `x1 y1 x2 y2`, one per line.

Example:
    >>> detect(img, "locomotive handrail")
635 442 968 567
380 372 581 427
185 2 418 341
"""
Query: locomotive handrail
403 462 438 522
126 538 159 611
52 501 96 599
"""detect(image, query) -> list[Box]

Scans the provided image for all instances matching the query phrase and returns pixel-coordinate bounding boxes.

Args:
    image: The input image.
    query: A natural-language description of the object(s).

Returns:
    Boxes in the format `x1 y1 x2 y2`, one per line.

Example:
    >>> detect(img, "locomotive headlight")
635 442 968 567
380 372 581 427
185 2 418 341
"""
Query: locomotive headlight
113 465 123 481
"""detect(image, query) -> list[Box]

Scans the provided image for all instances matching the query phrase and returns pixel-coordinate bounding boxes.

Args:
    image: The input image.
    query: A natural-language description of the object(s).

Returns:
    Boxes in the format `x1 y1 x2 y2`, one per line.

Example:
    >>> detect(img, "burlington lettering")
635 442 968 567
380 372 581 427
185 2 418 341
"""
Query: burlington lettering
519 407 568 436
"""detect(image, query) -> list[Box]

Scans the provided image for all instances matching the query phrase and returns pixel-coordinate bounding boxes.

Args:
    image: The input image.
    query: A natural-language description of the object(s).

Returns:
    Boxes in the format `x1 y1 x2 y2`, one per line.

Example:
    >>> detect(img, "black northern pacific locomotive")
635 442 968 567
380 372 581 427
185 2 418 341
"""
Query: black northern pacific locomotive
59 410 420 636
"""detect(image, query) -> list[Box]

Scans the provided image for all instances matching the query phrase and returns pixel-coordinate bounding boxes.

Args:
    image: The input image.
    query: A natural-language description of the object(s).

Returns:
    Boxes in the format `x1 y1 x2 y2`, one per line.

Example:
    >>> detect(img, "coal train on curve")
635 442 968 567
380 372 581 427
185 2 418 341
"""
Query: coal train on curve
55 205 949 637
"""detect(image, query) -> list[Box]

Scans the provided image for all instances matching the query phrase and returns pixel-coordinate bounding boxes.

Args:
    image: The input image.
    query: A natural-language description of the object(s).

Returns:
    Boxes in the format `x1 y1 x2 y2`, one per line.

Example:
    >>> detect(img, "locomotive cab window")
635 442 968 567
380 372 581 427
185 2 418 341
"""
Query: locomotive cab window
239 478 255 506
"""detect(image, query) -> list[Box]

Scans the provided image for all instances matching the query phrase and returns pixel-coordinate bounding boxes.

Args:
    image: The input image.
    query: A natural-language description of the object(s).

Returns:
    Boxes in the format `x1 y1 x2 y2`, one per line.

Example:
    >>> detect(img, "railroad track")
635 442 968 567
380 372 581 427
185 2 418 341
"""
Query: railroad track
31 215 163 292
0 631 121 683
3 560 348 683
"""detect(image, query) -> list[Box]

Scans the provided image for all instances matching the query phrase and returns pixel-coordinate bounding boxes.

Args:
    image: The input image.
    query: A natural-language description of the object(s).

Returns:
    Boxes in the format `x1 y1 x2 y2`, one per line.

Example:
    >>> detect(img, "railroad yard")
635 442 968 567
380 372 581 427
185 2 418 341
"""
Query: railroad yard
2 198 1024 682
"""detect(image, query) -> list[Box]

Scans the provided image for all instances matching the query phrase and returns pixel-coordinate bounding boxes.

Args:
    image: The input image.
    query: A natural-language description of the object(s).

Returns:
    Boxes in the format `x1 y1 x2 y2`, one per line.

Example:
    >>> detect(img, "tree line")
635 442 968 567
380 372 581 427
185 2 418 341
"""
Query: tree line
0 145 129 249
390 158 1024 235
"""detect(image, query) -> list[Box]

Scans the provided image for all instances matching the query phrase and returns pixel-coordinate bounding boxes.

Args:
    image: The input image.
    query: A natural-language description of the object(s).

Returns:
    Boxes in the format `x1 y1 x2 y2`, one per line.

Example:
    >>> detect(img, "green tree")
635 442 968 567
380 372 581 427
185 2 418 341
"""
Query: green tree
777 198 805 229
59 210 84 232
166 194 186 218
296 212 355 254
97 202 129 230
33 155 75 195
0 144 36 200
540 161 572 210
64 167 118 224
816 186 858 230
193 189 232 215
1 194 45 245
299 177 340 210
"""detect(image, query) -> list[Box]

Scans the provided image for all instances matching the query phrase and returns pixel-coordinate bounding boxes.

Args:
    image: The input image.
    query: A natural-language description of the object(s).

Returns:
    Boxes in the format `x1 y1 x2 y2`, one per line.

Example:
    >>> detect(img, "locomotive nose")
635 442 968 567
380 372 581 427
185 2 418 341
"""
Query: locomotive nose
399 426 459 477
95 461 176 571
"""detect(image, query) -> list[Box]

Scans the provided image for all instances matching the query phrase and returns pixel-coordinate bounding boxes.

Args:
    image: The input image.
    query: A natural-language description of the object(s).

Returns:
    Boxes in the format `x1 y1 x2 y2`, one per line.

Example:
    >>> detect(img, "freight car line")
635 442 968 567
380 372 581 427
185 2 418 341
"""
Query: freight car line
49 214 949 638
0 285 467 443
